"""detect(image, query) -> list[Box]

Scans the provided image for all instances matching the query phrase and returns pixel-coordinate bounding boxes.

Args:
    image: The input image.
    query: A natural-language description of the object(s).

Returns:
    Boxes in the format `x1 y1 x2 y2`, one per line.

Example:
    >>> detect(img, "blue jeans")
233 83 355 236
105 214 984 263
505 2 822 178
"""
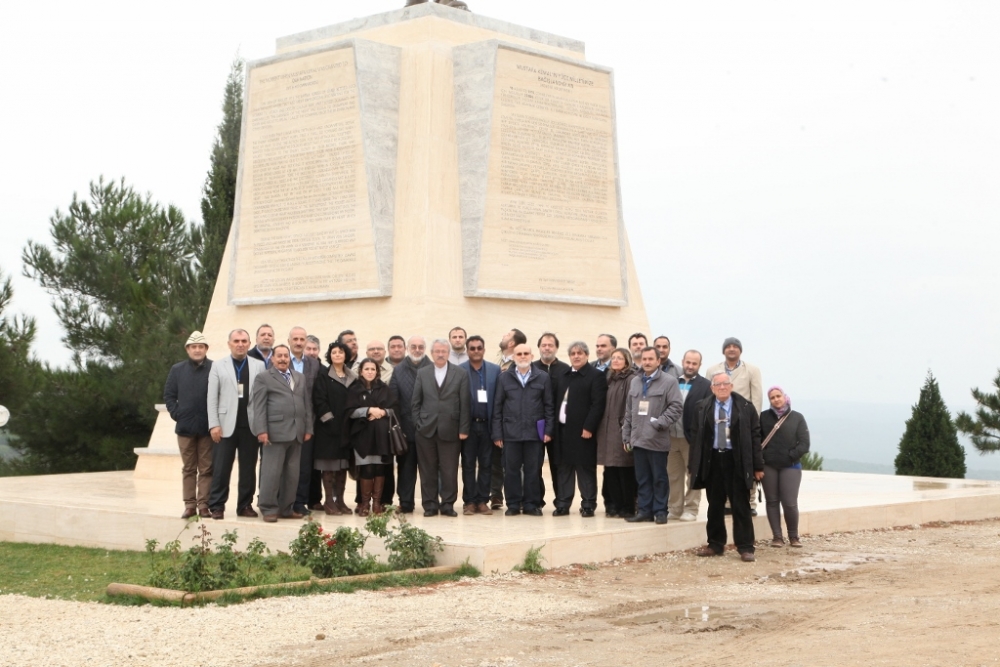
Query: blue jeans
633 447 669 517
461 421 493 505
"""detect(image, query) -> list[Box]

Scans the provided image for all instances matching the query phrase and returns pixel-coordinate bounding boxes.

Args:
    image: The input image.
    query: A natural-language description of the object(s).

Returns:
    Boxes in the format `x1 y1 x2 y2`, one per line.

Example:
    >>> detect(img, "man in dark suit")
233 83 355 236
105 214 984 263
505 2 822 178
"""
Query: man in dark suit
531 332 571 506
459 335 501 515
411 339 470 517
247 323 275 368
689 371 764 562
552 341 608 517
286 326 322 516
250 344 314 522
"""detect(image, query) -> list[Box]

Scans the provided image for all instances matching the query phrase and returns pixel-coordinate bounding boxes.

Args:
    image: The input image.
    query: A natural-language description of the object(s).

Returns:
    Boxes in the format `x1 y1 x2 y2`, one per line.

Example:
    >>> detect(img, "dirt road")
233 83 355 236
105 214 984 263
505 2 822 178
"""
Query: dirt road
3 520 999 667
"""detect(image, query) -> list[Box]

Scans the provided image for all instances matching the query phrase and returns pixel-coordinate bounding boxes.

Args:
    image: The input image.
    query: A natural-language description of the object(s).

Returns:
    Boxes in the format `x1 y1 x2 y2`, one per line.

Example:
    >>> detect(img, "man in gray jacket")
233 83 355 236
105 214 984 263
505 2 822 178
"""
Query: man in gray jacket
622 347 683 524
411 339 471 517
250 344 314 522
207 329 266 520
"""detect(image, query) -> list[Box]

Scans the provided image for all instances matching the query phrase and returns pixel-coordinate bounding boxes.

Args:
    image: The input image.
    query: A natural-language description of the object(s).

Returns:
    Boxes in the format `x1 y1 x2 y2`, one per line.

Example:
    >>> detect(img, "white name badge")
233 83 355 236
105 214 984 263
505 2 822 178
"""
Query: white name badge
638 400 649 416
238 383 244 398
477 389 488 403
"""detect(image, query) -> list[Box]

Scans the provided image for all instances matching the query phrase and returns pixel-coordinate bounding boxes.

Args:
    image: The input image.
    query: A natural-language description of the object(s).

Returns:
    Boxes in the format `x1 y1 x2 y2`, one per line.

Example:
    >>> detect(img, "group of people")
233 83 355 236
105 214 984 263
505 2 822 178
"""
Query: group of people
163 324 810 560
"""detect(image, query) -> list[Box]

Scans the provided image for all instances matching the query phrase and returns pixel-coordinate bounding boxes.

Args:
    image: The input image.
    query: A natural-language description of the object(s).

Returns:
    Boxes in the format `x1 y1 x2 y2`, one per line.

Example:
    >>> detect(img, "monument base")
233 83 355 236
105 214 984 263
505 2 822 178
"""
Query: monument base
2 470 998 572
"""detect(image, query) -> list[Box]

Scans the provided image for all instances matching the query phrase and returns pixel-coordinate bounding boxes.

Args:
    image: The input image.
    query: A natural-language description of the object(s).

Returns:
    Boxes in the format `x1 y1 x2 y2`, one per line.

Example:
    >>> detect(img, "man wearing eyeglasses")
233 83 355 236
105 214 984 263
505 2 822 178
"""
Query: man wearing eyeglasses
690 371 763 562
459 335 500 514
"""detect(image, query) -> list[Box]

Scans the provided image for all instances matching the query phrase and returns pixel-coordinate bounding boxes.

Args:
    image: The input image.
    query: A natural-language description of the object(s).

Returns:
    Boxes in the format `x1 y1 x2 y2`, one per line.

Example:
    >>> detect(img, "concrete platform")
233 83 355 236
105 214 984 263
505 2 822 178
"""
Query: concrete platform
1 470 999 572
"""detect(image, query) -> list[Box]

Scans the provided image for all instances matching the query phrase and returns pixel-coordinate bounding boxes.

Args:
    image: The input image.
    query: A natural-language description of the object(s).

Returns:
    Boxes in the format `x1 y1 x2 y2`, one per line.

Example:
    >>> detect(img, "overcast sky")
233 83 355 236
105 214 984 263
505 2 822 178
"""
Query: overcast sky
1 1 997 415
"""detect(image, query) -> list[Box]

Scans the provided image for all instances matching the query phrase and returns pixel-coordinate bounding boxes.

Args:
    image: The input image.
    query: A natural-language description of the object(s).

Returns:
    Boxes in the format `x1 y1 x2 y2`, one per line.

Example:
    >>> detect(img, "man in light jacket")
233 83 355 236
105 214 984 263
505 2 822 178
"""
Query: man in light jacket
622 347 683 524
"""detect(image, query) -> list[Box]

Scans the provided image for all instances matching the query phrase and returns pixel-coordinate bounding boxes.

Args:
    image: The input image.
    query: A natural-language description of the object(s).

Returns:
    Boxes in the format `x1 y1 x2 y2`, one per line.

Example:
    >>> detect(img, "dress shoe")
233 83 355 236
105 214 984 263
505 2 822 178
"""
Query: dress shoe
552 507 569 516
262 514 278 523
180 508 197 519
654 514 668 525
463 503 476 516
740 551 756 562
284 511 305 519
198 507 212 518
580 508 595 518
504 508 521 516
619 513 635 520
423 509 439 517
210 509 225 520
399 506 414 514
751 509 758 517
789 538 803 548
626 513 653 523
440 507 458 517
311 503 326 512
293 505 312 516
490 499 503 511
696 546 723 557
476 503 493 515
606 509 620 518
770 538 784 548
524 508 543 516
237 506 259 518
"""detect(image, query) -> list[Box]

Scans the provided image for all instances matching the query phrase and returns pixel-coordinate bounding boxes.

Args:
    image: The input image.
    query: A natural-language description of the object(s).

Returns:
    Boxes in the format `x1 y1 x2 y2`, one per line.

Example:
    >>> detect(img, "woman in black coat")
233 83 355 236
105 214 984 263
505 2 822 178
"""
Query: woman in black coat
759 385 810 548
346 358 400 516
312 342 356 515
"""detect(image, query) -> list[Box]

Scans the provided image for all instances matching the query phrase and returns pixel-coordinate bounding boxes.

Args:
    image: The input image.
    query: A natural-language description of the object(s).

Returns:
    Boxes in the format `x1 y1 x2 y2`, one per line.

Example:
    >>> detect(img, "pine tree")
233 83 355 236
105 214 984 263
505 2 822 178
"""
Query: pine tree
955 369 1000 453
16 177 204 473
0 266 37 427
894 371 966 478
197 57 244 317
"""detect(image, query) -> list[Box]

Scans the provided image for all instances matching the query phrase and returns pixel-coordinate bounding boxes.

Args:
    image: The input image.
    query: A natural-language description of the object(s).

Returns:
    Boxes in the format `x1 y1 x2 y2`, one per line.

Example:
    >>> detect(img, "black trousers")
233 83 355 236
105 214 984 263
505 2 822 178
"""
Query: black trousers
556 461 597 511
601 465 636 515
538 441 559 508
705 449 756 554
503 439 544 511
208 426 259 513
461 421 493 505
490 445 504 503
395 437 419 511
295 438 322 510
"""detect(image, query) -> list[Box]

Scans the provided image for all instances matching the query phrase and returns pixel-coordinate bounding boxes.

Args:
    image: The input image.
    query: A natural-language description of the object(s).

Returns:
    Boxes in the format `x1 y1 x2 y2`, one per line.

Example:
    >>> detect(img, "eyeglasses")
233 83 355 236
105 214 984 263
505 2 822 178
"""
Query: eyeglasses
467 346 484 352
711 382 733 388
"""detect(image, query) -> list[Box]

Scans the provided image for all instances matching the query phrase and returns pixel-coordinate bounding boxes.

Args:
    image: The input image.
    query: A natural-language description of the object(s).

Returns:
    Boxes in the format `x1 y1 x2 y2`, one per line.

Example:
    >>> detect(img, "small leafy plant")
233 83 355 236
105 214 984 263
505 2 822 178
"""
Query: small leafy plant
145 523 277 591
288 519 378 578
365 507 443 570
513 545 546 574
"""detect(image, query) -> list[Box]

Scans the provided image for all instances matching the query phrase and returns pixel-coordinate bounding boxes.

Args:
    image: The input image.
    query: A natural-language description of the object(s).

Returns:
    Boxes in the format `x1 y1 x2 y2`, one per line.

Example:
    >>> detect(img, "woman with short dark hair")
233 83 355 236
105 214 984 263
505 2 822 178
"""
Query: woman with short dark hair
312 341 356 514
596 348 637 518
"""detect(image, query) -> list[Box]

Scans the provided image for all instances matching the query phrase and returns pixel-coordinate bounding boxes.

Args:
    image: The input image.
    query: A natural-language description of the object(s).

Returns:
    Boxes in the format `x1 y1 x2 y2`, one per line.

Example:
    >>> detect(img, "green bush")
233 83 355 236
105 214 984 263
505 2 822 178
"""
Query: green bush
288 519 378 578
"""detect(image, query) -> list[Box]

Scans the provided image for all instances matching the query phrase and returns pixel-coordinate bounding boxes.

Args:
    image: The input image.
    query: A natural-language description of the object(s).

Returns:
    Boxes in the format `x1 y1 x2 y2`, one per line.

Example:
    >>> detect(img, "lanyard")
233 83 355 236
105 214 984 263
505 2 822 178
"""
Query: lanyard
234 358 247 382
642 374 654 398
475 366 485 390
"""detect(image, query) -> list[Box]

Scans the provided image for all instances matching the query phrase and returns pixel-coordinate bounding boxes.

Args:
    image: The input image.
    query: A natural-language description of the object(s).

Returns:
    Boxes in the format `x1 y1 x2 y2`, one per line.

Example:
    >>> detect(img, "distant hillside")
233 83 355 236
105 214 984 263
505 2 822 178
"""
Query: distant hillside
794 398 1000 474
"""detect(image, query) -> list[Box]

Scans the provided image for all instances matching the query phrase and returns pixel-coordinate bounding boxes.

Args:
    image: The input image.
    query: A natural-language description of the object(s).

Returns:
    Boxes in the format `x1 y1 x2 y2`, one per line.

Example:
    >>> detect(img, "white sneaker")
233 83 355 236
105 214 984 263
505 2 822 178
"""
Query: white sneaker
666 513 681 521
679 512 697 522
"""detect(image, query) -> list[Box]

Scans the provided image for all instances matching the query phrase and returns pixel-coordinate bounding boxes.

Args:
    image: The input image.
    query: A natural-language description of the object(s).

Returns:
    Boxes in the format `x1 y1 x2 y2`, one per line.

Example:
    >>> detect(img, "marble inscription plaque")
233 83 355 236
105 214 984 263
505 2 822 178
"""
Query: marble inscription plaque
230 45 385 304
457 44 626 305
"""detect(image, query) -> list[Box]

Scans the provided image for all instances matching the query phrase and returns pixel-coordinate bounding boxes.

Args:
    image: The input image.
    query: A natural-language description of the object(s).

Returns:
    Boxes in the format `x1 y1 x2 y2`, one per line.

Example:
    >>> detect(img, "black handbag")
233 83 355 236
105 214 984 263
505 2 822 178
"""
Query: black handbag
386 409 408 456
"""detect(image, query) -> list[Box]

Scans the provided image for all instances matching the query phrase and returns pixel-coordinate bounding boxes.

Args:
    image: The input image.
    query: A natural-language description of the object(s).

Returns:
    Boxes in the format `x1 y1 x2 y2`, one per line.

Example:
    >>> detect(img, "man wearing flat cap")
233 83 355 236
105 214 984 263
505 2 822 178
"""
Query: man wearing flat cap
163 331 214 519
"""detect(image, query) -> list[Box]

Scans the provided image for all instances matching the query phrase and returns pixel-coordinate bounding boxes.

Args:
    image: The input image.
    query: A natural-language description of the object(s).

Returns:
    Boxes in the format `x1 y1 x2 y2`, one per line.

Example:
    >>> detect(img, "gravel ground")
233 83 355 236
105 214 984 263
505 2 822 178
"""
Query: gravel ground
3 519 1000 667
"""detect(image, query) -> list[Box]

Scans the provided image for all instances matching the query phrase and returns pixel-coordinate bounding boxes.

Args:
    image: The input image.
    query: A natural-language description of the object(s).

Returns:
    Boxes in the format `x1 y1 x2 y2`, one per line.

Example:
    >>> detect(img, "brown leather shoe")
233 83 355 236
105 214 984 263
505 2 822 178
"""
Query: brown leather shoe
476 503 493 515
286 512 305 519
262 514 278 523
181 508 197 519
463 503 476 516
311 503 326 512
789 538 803 548
237 506 259 518
210 509 224 520
740 551 756 562
198 507 212 518
696 546 723 557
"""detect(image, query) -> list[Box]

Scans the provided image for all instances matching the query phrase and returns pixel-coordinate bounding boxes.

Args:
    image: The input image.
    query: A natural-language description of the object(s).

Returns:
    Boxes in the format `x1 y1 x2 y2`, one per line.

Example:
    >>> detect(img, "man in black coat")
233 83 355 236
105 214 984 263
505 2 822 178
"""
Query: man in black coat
690 371 764 562
163 331 214 519
492 344 554 516
531 332 570 506
552 341 607 517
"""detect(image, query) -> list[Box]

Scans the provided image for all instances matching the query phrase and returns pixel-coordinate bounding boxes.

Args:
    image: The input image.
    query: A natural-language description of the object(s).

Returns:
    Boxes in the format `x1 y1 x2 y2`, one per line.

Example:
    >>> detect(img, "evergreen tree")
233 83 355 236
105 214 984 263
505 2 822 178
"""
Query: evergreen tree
0 266 38 427
894 371 966 478
197 57 244 316
15 177 204 473
955 369 1000 453
800 451 824 471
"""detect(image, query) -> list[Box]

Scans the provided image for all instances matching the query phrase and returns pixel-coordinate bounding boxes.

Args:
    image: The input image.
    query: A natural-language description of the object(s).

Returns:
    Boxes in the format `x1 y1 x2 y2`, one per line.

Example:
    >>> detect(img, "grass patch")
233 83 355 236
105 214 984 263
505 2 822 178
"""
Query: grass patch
0 541 481 606
512 545 546 574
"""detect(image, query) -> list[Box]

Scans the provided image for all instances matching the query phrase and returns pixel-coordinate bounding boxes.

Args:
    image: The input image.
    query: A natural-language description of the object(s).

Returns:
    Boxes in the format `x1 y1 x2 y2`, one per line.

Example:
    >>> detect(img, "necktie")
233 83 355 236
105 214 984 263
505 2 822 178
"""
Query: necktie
281 371 294 390
716 404 728 450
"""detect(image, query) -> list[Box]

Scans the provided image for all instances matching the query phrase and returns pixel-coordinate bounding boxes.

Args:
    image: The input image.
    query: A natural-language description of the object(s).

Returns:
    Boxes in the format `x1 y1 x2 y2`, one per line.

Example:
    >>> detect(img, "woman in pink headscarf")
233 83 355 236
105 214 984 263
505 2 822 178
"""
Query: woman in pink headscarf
759 386 810 548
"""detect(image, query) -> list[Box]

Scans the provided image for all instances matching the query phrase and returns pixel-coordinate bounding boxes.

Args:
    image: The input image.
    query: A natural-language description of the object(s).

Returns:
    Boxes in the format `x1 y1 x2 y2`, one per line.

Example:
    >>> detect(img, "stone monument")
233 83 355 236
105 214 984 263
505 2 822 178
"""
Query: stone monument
136 2 649 476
